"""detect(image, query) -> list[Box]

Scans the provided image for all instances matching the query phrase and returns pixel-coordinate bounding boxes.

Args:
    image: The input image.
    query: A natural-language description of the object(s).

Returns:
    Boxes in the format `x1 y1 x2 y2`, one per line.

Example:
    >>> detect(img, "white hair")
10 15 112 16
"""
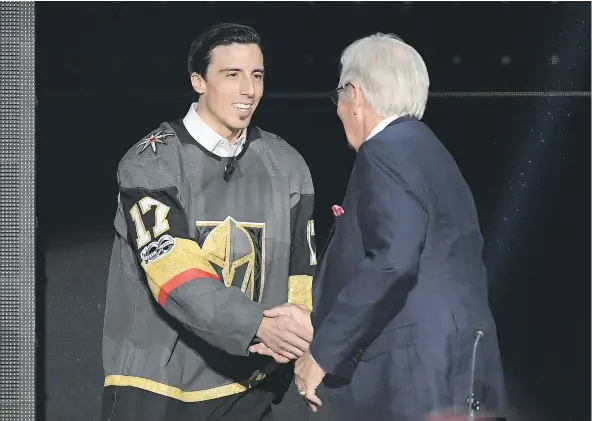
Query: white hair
338 33 430 120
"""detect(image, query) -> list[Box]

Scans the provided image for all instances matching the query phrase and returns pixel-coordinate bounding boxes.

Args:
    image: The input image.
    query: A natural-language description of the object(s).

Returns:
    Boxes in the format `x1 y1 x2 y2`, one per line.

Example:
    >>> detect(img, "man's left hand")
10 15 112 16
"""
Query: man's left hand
295 351 325 412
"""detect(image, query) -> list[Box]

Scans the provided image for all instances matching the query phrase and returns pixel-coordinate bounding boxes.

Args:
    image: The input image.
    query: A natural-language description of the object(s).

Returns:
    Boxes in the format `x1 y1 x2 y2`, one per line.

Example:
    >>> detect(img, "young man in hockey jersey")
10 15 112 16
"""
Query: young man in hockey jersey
100 23 321 421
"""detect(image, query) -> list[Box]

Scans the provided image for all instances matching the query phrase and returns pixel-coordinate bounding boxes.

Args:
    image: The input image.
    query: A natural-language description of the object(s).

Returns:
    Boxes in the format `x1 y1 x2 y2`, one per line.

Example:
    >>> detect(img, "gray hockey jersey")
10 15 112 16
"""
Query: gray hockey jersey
102 120 317 402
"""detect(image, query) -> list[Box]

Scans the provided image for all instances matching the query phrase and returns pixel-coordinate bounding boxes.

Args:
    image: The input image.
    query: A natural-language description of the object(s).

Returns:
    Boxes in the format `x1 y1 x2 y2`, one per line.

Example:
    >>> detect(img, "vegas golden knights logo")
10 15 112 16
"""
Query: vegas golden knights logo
196 217 265 302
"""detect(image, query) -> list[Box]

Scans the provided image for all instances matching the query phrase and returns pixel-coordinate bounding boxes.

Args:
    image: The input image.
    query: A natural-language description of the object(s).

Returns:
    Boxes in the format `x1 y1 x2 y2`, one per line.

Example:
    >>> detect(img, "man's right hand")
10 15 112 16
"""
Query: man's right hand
264 303 312 330
248 342 290 364
255 313 313 361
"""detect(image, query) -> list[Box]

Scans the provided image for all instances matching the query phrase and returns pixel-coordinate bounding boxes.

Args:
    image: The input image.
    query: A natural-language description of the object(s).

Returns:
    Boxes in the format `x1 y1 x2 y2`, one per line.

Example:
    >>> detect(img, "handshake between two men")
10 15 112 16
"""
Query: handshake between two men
250 303 326 412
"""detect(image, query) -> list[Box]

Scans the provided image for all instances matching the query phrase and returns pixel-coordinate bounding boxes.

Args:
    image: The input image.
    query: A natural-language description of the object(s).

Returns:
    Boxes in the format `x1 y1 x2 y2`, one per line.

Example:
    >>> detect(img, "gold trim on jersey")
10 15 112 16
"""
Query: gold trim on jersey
104 374 261 402
288 275 313 311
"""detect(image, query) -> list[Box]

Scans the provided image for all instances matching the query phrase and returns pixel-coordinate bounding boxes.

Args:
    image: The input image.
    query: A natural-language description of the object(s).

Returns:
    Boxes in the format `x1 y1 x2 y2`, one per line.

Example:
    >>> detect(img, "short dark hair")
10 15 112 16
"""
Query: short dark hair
187 23 261 78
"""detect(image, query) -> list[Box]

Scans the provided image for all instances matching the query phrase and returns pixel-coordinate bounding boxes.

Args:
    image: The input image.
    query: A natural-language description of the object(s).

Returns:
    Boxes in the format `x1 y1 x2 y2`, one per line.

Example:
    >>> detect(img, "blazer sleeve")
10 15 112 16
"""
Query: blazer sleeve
309 140 427 380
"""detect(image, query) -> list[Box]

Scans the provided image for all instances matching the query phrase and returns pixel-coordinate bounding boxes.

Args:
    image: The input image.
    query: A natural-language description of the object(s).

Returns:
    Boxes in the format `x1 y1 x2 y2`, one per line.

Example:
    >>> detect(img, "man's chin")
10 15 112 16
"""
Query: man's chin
229 114 252 127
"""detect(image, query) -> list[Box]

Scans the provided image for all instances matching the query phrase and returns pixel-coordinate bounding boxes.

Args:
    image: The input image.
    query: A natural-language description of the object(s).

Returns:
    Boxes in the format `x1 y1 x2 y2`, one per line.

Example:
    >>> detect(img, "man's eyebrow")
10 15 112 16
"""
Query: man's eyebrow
218 67 265 74
219 67 242 73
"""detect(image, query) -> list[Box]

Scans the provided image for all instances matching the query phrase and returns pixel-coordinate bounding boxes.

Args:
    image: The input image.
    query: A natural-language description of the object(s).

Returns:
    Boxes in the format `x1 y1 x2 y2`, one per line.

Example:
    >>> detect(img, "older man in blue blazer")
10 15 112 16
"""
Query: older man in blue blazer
264 34 509 421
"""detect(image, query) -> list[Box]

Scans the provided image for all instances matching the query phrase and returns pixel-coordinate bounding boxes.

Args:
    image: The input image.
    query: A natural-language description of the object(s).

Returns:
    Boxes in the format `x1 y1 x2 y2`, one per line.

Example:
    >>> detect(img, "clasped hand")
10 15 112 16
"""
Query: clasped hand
250 303 312 363
250 303 325 412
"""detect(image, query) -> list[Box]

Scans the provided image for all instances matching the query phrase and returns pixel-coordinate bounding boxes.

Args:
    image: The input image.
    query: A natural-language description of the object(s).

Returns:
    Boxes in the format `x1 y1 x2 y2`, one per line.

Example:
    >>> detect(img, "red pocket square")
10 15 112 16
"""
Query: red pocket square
332 205 344 217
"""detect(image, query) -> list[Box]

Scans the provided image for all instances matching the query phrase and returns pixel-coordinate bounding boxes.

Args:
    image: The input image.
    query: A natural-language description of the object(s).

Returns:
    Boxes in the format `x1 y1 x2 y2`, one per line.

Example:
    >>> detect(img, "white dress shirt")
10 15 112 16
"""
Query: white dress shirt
365 114 401 141
182 102 247 157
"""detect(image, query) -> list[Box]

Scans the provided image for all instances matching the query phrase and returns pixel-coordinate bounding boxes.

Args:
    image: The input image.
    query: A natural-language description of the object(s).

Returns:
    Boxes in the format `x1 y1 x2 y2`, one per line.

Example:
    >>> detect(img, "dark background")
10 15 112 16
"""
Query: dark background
35 2 590 421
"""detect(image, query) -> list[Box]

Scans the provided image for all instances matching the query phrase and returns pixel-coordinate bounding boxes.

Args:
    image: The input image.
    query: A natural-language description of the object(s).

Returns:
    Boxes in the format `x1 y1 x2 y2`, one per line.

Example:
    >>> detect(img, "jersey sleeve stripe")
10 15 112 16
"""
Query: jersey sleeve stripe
158 268 219 306
142 238 219 303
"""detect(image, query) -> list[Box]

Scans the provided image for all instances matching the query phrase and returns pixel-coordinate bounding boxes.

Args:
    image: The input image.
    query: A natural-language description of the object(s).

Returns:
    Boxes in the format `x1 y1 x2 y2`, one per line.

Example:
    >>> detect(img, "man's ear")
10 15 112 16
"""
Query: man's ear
191 72 206 95
349 83 364 116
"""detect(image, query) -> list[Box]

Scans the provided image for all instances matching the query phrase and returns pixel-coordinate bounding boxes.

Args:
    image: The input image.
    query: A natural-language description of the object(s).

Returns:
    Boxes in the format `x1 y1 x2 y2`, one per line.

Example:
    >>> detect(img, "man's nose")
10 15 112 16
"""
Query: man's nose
240 77 255 97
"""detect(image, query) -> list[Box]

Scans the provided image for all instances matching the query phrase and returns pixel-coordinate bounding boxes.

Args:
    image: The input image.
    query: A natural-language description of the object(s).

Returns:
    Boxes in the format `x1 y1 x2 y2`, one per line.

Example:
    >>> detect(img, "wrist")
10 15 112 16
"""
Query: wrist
255 315 270 340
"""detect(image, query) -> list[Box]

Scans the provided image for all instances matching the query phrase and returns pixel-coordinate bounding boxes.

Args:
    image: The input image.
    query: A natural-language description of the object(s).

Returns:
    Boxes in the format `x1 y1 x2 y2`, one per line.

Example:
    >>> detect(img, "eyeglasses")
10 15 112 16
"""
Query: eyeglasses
329 83 352 105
